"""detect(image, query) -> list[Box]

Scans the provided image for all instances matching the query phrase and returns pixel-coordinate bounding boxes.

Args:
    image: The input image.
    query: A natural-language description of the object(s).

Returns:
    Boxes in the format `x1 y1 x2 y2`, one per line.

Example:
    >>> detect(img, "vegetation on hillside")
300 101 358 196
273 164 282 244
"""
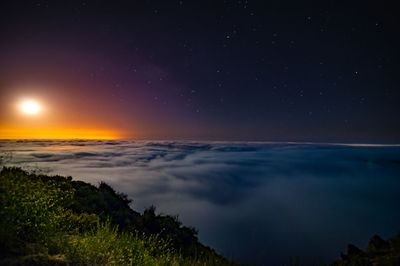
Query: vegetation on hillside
332 233 400 266
0 167 235 265
1 165 399 265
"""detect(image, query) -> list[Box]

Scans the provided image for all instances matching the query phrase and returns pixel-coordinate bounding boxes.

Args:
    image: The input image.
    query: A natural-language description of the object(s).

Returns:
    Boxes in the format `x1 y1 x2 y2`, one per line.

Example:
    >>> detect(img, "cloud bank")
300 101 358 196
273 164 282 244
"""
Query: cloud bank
1 140 400 264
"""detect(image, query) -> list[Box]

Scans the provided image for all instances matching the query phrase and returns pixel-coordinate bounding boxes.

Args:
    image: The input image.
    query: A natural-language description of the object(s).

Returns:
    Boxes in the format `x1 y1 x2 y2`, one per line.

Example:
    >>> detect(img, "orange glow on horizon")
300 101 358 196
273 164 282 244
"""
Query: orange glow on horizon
0 127 119 140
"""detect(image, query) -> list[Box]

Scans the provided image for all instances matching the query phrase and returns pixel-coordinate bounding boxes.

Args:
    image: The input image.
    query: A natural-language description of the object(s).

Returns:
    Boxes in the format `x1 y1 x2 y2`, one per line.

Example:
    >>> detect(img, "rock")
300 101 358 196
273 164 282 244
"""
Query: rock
334 232 400 266
340 244 364 260
366 235 389 253
347 244 364 256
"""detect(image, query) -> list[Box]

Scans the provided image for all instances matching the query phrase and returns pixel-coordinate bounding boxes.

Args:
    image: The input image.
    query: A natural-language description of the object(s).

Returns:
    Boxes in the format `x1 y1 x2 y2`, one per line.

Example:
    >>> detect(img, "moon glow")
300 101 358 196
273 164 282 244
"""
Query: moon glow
21 100 41 115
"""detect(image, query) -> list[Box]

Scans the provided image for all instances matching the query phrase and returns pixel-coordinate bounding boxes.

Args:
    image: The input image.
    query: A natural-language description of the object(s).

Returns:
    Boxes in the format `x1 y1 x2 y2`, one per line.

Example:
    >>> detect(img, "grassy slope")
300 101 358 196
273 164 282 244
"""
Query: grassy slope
1 167 399 265
0 167 235 265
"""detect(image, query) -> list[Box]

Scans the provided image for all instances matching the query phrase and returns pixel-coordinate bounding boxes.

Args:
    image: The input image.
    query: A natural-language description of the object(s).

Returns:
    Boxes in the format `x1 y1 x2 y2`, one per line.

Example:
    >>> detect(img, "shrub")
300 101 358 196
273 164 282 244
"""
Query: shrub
64 220 174 265
0 168 74 254
0 167 235 265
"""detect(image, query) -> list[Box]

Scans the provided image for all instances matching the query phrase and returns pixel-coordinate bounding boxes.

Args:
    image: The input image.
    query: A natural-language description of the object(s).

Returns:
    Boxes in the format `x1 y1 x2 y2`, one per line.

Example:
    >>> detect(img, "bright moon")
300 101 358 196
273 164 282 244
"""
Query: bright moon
21 100 41 115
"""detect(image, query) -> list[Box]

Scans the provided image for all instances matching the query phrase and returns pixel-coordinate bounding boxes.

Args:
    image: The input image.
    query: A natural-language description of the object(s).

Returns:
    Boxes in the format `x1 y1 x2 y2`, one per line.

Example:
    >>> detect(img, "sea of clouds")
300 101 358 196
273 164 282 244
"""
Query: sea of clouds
1 139 400 264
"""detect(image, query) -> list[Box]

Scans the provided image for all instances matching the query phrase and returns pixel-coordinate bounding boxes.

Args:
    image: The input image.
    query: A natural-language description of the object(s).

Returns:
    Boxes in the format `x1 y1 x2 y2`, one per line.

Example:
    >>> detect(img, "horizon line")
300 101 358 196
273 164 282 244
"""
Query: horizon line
1 138 400 147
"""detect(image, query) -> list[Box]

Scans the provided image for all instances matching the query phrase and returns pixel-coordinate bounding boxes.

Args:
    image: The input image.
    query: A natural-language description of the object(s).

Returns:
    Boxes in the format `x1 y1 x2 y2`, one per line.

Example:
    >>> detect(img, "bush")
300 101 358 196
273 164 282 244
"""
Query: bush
64 220 174 265
0 168 76 255
0 167 235 265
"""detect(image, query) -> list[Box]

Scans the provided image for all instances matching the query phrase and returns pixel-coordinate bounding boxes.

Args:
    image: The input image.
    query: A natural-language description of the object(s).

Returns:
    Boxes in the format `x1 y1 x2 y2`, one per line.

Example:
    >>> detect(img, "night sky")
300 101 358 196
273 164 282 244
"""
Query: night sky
1 0 399 142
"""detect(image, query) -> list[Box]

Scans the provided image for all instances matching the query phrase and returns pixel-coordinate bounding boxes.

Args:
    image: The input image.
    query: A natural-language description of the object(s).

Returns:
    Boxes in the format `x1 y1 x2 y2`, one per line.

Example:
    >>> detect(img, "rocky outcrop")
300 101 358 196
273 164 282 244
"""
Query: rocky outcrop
333 231 400 266
332 231 400 266
340 244 364 260
366 235 390 253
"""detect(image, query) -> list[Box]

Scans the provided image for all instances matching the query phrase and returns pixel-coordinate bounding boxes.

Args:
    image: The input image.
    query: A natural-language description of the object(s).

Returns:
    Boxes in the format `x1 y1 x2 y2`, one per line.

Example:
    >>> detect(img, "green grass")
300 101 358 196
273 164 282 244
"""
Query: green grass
0 167 236 265
63 221 174 265
2 166 399 265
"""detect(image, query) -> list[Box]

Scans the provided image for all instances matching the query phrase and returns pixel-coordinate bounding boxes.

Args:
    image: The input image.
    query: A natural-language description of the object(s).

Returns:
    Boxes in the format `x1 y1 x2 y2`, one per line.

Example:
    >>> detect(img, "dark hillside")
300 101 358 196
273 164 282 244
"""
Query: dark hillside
0 167 234 265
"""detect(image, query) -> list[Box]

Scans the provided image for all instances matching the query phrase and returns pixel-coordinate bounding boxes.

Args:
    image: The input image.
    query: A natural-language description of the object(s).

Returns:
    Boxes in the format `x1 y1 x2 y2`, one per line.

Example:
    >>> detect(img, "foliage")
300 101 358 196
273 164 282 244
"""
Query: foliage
0 167 77 254
0 167 235 265
332 232 400 266
63 220 174 265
